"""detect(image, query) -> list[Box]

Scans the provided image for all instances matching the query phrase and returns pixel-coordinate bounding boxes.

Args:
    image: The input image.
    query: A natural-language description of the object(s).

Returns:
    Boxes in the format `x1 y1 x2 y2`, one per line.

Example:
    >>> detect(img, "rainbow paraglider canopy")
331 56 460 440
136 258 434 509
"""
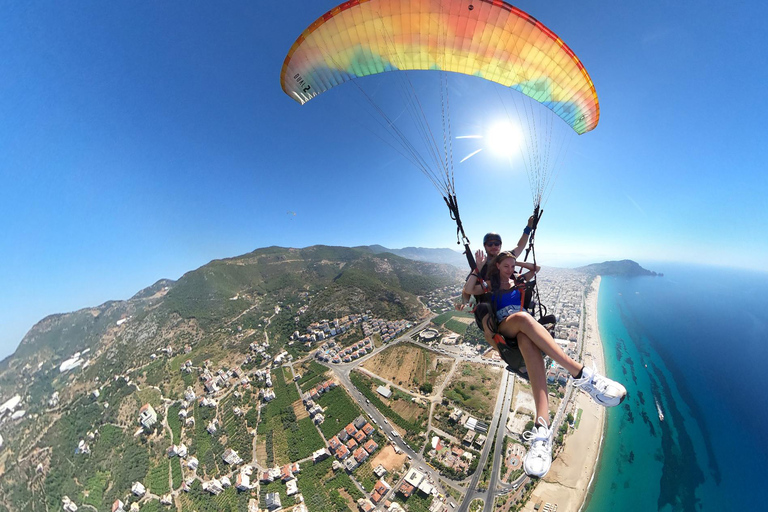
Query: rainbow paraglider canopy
281 0 599 134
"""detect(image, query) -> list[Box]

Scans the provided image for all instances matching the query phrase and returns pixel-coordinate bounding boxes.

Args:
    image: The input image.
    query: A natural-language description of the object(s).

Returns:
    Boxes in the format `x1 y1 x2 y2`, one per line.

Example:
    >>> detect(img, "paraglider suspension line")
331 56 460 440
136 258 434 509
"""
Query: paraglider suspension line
523 205 546 319
444 194 478 272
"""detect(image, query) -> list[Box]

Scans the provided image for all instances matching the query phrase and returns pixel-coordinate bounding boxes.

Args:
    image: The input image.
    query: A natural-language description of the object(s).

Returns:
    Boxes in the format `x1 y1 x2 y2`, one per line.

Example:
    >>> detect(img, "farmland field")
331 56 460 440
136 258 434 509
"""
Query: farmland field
146 460 170 495
432 310 473 326
167 404 182 443
178 481 249 512
316 386 364 439
192 403 223 478
171 457 182 488
297 359 331 392
296 458 365 512
287 417 325 462
220 395 252 463
361 342 442 391
389 399 426 423
444 318 470 334
80 471 109 508
257 367 321 464
432 310 474 335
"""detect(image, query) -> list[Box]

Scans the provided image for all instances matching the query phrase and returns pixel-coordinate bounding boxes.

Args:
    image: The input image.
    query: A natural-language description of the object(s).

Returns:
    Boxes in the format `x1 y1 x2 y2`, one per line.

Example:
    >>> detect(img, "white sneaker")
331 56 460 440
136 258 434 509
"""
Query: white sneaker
523 419 553 478
574 366 627 407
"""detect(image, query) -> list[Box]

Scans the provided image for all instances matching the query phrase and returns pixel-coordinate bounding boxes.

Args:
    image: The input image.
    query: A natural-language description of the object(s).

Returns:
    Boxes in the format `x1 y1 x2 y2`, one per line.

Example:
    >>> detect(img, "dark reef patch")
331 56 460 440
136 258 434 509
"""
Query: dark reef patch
623 403 635 424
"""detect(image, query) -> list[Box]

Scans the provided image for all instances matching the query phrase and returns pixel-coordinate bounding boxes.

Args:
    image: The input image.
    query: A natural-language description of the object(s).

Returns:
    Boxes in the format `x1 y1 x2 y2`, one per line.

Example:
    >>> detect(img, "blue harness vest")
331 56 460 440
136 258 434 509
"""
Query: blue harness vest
494 288 524 322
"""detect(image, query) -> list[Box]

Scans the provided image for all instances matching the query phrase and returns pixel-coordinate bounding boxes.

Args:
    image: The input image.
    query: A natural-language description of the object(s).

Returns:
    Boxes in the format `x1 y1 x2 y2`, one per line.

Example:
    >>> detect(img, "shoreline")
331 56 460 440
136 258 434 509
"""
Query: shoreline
522 276 606 511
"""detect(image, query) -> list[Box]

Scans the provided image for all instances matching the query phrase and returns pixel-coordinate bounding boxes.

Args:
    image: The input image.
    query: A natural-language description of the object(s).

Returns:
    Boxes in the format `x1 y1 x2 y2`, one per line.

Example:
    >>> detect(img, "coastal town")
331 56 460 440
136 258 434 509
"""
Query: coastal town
0 267 604 512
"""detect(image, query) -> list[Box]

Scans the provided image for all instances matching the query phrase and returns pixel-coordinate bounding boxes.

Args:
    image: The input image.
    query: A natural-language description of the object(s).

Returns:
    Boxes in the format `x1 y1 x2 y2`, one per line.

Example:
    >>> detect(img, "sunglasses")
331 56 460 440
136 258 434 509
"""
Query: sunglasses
485 241 501 247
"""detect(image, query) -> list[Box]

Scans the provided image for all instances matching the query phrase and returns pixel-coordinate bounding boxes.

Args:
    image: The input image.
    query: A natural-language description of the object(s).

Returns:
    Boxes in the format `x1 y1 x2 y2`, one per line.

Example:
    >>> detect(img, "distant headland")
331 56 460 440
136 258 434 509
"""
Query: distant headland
578 259 662 277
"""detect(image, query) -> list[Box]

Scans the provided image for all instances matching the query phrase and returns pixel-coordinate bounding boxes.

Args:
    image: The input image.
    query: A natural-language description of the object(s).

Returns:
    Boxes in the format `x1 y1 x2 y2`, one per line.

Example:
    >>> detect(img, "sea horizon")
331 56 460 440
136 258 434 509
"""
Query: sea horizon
584 263 768 511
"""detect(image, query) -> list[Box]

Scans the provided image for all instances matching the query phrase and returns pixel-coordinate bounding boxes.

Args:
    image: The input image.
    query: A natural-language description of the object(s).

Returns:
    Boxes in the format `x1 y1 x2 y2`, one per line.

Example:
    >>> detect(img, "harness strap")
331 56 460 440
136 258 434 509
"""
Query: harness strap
465 271 490 295
444 194 470 247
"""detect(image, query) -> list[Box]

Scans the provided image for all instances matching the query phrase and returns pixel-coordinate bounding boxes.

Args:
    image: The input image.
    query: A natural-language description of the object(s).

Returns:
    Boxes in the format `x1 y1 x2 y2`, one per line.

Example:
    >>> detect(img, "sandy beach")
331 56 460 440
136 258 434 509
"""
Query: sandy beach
521 276 606 512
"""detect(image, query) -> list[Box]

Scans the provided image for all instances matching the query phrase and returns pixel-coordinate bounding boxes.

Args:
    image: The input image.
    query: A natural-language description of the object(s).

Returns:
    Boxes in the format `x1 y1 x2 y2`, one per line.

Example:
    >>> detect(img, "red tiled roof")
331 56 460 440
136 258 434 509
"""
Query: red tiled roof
353 447 368 462
399 482 415 498
374 480 389 494
335 445 350 459
364 440 378 454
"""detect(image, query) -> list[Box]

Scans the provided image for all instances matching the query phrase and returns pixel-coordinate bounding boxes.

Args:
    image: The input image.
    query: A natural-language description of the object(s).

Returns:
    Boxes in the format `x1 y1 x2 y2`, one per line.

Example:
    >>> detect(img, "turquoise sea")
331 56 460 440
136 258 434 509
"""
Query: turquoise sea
583 264 768 511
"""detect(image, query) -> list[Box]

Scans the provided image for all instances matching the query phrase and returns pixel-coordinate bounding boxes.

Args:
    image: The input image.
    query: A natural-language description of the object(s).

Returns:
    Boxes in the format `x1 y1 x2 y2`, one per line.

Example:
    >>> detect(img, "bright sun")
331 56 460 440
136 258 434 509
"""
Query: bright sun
486 121 523 157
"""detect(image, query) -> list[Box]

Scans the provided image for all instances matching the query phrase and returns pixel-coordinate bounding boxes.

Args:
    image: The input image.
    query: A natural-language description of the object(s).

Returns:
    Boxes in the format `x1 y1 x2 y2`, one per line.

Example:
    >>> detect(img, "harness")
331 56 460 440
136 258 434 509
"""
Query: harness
490 279 529 321
471 277 555 378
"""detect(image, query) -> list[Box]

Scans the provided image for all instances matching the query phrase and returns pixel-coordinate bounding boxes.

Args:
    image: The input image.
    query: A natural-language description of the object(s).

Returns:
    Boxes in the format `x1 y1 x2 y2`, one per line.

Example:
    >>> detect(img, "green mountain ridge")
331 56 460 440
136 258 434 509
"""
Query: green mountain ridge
0 244 462 403
578 259 660 277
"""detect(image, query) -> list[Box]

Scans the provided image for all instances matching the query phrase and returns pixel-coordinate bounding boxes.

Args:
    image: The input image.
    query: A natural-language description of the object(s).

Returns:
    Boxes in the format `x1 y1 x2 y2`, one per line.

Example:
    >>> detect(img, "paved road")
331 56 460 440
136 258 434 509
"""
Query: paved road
456 369 511 512
482 372 516 512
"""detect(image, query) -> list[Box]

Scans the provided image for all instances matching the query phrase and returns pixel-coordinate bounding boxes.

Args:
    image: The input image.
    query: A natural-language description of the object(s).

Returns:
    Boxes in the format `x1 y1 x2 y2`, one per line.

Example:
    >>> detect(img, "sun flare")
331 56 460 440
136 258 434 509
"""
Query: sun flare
486 121 523 157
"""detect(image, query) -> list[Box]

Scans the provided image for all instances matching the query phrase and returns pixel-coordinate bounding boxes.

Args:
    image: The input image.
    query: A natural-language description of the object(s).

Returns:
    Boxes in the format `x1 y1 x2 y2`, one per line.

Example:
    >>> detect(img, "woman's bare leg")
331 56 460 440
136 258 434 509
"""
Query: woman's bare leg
516 332 549 422
498 312 583 377
482 314 550 422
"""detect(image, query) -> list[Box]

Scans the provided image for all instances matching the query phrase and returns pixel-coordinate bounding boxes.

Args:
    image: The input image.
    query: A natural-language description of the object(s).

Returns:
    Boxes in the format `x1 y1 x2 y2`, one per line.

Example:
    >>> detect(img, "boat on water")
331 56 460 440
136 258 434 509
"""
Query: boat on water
655 399 664 421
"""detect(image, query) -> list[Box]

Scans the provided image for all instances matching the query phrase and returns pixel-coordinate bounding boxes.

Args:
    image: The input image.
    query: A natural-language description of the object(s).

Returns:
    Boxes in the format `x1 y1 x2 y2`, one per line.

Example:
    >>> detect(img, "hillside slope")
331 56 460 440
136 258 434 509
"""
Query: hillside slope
0 244 463 511
1 245 461 398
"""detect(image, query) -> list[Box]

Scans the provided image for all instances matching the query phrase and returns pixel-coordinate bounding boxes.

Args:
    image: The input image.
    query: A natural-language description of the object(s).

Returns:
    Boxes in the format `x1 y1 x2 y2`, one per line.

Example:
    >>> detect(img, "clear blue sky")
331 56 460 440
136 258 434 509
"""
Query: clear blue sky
2 1 767 359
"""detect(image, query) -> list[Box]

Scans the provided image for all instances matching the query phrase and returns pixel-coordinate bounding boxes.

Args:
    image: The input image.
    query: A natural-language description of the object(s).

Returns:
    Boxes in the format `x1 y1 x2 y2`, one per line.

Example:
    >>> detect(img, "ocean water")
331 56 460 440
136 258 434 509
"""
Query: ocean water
583 264 768 511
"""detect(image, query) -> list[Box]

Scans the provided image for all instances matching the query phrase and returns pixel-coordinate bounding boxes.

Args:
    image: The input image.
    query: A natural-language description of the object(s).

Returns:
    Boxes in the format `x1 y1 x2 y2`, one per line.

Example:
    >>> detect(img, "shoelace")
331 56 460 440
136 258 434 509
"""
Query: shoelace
575 366 621 404
523 417 551 443
573 365 598 389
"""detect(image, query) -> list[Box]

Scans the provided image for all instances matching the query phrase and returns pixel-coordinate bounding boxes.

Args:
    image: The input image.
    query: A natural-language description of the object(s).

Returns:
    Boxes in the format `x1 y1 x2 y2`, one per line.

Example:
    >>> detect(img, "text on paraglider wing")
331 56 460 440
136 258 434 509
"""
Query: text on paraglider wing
294 73 311 93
